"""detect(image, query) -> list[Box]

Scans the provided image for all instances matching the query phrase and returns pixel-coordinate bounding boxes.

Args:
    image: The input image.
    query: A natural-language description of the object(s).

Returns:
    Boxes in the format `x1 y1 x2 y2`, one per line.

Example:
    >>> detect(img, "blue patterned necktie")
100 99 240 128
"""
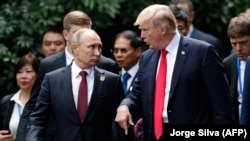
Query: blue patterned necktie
122 72 131 95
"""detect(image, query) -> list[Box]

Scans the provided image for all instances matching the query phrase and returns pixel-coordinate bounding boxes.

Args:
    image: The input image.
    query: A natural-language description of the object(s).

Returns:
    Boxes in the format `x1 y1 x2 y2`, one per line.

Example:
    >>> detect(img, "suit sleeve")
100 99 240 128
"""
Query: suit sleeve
202 46 234 124
25 74 51 141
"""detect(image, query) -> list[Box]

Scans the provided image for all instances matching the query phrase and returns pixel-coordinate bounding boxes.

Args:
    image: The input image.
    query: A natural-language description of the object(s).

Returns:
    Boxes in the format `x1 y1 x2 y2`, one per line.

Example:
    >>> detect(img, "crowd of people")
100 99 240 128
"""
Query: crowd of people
1 0 250 141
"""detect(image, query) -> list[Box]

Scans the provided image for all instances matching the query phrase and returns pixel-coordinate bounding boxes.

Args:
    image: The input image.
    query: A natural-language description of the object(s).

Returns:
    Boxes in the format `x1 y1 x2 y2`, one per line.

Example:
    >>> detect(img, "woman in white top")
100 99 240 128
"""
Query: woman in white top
0 53 39 141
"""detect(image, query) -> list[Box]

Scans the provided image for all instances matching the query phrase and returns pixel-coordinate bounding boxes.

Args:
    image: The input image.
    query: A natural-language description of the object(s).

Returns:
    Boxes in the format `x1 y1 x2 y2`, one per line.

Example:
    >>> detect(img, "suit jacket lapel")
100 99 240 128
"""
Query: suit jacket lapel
169 36 189 101
83 67 104 121
60 65 79 121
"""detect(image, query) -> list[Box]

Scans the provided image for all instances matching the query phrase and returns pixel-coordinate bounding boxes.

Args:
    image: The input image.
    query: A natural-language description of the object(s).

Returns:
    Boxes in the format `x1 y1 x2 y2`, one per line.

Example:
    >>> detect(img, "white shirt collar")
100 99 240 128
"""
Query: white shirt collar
121 62 139 78
165 31 181 55
10 90 23 106
65 47 74 66
71 61 94 79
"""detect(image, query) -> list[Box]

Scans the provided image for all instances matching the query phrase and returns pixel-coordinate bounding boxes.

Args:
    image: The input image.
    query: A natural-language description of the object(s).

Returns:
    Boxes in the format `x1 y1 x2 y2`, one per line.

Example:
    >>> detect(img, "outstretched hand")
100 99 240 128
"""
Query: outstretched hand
115 105 134 135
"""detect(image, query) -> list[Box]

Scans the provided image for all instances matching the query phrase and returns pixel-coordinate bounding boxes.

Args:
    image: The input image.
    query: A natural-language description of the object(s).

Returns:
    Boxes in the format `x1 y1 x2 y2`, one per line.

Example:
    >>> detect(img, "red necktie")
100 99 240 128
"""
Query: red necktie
77 71 88 122
154 49 167 140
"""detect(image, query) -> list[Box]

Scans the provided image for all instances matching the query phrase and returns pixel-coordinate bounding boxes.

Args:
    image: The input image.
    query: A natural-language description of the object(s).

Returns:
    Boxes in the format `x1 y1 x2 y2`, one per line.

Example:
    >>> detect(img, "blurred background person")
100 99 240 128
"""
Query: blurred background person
170 6 190 36
169 0 226 59
41 26 66 57
223 13 250 124
112 30 144 141
0 53 39 141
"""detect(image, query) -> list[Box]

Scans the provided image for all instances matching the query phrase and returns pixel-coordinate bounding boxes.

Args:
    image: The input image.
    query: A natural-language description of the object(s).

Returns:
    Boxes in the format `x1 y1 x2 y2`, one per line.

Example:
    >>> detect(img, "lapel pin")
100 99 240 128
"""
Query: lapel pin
100 76 105 81
181 51 185 55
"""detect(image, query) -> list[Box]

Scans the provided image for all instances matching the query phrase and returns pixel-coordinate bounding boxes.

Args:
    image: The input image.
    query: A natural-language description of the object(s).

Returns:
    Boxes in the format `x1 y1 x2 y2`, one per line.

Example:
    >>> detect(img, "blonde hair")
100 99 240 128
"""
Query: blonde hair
63 11 92 31
134 4 177 33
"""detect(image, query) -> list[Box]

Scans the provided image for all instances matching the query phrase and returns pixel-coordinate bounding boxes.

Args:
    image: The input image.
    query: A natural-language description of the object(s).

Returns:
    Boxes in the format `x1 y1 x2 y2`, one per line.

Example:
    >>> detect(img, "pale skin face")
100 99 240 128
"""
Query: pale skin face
113 37 142 71
230 35 250 61
42 32 66 57
16 64 37 93
139 20 167 50
72 31 102 69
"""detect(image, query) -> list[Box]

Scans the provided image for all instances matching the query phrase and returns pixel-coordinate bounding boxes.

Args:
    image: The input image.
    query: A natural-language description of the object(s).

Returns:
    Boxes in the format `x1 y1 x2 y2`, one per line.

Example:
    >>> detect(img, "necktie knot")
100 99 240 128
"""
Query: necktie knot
122 72 131 95
79 71 87 77
123 72 131 81
162 49 167 56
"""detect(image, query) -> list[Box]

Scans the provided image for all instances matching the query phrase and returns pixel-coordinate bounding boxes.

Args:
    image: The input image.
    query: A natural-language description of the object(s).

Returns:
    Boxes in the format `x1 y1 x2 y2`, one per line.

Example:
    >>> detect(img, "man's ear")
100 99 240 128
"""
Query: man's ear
63 30 69 40
161 27 168 36
71 43 78 55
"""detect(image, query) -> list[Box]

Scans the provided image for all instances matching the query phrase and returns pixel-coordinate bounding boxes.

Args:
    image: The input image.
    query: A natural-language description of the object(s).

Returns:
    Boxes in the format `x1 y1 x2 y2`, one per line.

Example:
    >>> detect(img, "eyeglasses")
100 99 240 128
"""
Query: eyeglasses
111 48 130 54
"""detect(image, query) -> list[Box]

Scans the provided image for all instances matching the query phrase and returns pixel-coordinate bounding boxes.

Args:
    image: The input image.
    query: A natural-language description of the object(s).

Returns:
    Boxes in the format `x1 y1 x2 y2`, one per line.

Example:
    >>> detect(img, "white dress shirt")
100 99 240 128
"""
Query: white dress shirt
71 61 94 109
157 32 181 123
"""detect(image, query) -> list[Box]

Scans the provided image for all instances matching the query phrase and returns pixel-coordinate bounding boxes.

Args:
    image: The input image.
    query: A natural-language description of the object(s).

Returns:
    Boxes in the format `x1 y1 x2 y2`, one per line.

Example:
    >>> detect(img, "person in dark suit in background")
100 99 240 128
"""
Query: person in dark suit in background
115 4 233 141
170 6 190 36
41 26 66 58
112 30 143 141
223 13 250 124
25 28 124 141
16 11 118 141
169 0 226 59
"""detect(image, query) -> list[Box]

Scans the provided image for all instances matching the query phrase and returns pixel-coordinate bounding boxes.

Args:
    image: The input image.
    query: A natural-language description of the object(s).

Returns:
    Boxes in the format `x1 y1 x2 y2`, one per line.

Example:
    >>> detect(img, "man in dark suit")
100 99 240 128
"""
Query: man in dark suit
169 0 226 59
115 4 234 141
112 30 143 141
25 28 124 141
223 13 250 124
16 11 118 141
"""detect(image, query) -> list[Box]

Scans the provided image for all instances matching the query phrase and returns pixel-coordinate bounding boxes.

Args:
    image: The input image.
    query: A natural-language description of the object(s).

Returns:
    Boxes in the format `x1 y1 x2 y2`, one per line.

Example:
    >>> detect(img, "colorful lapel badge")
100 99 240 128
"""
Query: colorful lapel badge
100 75 105 81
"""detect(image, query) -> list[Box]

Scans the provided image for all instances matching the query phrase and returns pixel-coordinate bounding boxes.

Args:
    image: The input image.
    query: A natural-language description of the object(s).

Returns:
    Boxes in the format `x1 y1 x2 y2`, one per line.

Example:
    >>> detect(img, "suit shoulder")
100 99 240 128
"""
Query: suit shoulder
0 93 14 104
95 67 118 77
223 53 236 64
193 28 221 44
45 66 66 78
99 55 116 65
40 52 65 65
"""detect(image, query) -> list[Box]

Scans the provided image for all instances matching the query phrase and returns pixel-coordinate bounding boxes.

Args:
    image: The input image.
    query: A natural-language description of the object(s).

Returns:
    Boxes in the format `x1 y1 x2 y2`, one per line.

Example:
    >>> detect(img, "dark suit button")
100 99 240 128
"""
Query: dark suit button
168 110 172 113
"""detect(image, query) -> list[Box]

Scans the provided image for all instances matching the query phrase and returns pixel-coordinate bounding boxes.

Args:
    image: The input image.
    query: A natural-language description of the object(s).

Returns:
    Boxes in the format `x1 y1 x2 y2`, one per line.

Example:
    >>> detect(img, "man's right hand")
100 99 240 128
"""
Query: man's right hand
115 105 134 135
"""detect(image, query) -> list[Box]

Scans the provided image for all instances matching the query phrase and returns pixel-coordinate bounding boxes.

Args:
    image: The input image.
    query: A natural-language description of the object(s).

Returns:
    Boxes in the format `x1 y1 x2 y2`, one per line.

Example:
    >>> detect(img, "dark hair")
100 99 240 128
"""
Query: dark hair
13 53 40 87
170 0 194 12
42 25 64 41
114 30 144 50
170 6 189 25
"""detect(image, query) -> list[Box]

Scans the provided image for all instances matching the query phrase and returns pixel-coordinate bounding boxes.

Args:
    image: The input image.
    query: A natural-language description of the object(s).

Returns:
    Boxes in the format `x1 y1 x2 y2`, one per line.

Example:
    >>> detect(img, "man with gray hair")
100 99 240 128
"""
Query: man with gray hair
25 28 124 141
